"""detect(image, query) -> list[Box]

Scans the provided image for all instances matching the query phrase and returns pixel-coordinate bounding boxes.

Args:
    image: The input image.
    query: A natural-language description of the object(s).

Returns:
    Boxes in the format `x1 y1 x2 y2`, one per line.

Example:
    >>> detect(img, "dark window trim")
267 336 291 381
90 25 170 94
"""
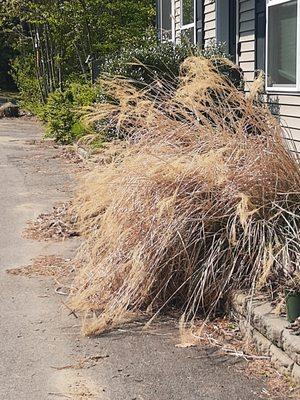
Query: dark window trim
157 0 162 41
255 0 266 73
229 0 237 62
196 0 205 47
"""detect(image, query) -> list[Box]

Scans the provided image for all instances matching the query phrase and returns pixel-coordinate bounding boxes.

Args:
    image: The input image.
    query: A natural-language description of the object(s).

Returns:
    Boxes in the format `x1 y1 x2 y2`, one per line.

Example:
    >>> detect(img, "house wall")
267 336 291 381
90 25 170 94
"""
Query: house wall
204 0 216 41
174 0 181 42
238 0 255 87
172 0 300 154
237 0 300 153
266 95 300 154
173 0 216 43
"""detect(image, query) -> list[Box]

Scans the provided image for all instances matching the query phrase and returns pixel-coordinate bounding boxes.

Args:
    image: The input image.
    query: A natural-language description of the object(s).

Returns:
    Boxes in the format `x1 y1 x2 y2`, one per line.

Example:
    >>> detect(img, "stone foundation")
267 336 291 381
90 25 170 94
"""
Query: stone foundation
232 292 300 383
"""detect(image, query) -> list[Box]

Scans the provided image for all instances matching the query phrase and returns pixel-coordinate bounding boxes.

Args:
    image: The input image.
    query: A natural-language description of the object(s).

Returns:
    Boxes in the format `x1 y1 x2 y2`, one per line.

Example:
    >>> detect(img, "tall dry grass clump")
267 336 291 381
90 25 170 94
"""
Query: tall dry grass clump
70 57 300 335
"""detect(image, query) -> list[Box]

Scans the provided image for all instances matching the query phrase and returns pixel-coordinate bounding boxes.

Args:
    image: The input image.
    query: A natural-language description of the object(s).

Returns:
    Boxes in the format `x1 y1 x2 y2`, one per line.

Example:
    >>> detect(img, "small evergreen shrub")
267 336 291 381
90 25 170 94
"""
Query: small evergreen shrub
44 84 99 144
44 90 75 144
99 35 242 89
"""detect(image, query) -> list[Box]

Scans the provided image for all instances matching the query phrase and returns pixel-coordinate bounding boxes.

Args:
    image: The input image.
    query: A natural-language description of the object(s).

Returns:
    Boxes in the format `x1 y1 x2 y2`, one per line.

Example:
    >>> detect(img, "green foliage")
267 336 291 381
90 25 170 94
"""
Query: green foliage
100 35 242 90
0 0 156 108
44 83 99 144
0 30 16 90
69 83 99 107
44 90 75 144
11 55 44 115
71 121 86 138
94 40 243 141
100 33 205 84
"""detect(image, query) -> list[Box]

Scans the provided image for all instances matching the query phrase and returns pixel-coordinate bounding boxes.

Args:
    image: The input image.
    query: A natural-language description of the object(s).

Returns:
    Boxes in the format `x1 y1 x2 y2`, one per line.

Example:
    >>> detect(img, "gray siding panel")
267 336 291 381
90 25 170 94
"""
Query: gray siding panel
263 96 300 154
266 94 300 107
204 0 216 42
174 0 181 42
173 0 300 154
240 0 255 13
238 0 255 85
237 0 300 153
284 131 300 153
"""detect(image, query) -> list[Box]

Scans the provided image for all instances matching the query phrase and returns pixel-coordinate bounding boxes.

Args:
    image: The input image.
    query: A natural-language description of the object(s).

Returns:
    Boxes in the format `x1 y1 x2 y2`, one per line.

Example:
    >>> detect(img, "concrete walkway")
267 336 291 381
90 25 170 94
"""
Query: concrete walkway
0 118 282 399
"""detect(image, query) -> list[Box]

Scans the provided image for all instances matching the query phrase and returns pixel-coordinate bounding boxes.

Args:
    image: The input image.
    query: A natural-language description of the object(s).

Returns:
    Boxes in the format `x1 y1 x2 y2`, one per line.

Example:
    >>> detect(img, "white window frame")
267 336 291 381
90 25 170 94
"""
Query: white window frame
171 0 175 43
180 0 196 43
266 0 300 93
159 0 176 43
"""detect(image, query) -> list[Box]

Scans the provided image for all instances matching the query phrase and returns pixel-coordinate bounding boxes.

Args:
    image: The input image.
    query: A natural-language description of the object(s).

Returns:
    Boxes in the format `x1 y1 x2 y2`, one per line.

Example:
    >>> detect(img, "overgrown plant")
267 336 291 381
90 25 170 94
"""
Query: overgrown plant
100 36 229 85
43 83 99 144
70 57 300 336
86 42 243 141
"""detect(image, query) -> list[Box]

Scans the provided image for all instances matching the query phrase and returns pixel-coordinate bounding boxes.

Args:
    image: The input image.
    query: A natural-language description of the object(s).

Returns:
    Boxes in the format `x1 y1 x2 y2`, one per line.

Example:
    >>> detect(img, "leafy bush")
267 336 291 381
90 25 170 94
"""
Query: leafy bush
44 84 99 144
100 35 242 88
69 83 99 108
11 55 45 115
86 40 244 141
44 90 75 144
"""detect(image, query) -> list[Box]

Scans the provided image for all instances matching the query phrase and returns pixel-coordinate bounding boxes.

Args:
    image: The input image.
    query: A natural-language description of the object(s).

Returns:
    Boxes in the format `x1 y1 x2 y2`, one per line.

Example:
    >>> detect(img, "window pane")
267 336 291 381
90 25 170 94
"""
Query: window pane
162 0 172 40
268 1 297 87
181 27 195 44
182 0 194 26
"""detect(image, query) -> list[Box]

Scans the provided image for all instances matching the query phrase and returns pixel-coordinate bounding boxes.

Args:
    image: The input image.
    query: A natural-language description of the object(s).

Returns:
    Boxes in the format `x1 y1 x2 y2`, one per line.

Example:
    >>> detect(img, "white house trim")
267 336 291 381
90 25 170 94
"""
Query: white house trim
180 0 196 43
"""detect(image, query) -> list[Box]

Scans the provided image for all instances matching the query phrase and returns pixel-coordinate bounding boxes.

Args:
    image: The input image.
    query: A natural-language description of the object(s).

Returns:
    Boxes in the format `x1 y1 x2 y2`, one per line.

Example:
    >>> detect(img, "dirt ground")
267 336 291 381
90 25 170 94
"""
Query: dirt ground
0 118 291 399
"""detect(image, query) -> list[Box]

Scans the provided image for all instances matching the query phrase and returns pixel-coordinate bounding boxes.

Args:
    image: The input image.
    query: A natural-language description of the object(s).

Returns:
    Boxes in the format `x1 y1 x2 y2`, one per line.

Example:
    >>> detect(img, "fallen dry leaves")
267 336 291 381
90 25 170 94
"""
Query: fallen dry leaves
23 202 79 242
7 255 72 279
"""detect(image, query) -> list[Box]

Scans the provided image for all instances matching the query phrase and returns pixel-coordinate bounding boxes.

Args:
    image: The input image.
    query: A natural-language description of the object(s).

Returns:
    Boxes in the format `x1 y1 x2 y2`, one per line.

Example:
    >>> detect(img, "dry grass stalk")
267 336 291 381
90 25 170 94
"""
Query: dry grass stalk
69 56 300 336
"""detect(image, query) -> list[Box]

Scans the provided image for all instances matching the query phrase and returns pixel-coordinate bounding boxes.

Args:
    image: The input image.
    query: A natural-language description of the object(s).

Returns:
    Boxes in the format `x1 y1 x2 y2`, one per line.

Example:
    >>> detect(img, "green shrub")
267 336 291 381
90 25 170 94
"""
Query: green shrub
44 89 75 144
11 55 45 115
71 121 86 138
99 35 240 88
44 83 99 144
69 83 99 107
92 39 244 141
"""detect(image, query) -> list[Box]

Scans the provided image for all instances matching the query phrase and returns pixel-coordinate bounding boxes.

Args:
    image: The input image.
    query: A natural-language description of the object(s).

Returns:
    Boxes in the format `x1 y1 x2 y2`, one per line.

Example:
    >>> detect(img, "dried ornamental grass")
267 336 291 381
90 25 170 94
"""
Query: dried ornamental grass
70 57 300 335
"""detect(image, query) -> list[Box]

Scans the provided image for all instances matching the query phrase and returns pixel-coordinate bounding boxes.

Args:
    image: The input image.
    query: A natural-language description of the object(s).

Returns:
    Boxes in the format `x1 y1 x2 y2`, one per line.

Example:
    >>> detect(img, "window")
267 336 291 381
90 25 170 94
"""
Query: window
216 0 237 61
181 0 195 43
267 0 298 91
158 0 174 42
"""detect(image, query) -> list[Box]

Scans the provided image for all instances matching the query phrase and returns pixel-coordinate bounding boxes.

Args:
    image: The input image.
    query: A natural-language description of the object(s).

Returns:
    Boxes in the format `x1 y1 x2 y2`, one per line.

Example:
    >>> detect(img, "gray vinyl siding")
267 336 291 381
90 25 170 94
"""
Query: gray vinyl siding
237 0 300 153
264 94 300 153
172 0 300 154
204 0 216 41
238 0 256 88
